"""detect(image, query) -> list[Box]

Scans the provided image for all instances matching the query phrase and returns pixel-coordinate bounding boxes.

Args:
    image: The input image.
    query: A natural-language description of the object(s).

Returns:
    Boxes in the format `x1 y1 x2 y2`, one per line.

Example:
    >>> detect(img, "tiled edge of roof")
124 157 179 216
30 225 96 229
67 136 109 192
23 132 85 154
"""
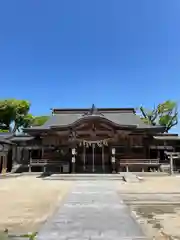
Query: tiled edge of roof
10 136 35 141
153 136 180 140
52 108 136 114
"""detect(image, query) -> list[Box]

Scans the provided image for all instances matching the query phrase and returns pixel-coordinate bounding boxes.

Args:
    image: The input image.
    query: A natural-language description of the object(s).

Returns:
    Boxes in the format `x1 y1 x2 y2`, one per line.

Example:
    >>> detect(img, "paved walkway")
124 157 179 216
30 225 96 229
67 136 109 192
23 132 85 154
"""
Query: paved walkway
37 181 146 240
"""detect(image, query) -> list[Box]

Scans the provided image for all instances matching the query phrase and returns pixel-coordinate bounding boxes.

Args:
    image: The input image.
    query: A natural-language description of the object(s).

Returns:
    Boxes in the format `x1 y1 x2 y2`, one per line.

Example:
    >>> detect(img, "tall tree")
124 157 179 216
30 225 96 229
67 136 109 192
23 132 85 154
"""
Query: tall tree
139 100 178 132
0 99 49 132
0 99 31 132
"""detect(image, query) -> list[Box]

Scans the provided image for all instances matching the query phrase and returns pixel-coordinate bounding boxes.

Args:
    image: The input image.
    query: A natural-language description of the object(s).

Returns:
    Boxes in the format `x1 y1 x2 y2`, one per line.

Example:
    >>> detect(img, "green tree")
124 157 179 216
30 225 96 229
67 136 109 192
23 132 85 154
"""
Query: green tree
0 99 31 132
0 99 49 132
32 116 49 126
16 113 35 130
139 100 178 132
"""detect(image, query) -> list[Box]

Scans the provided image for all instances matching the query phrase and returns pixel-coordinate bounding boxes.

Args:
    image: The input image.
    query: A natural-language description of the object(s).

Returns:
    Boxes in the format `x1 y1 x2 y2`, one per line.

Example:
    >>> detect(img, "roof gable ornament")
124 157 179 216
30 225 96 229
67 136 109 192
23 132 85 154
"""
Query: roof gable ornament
82 104 104 117
90 104 97 115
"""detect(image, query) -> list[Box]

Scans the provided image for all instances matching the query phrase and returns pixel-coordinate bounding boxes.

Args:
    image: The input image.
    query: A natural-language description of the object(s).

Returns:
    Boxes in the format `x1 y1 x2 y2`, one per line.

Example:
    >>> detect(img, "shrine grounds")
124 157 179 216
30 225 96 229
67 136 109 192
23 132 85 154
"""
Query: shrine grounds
0 176 72 234
0 175 180 239
119 175 180 239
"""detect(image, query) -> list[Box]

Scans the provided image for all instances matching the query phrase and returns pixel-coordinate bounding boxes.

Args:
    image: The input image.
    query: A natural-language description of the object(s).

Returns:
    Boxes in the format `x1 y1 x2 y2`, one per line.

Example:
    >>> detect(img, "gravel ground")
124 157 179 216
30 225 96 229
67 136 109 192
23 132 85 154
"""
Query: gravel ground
0 176 72 234
118 176 180 239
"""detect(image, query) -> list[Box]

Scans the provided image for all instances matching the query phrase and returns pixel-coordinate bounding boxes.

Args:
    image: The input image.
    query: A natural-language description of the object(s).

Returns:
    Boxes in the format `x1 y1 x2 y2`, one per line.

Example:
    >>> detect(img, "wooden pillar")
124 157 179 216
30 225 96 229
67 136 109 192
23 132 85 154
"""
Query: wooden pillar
102 145 105 172
41 147 46 173
0 155 2 174
2 155 7 174
83 145 86 171
146 137 150 159
12 146 16 166
92 144 95 173
42 147 44 159
29 150 32 173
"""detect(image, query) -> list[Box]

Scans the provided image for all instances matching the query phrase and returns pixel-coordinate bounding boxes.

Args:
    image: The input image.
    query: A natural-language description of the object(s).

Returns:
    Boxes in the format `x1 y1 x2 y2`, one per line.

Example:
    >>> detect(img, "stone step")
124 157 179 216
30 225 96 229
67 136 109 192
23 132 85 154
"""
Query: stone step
43 173 124 181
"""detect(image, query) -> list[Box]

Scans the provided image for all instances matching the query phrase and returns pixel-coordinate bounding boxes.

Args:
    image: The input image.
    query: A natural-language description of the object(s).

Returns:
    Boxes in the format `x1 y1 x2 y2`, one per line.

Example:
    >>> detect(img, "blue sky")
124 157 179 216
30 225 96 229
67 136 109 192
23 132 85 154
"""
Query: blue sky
0 0 179 132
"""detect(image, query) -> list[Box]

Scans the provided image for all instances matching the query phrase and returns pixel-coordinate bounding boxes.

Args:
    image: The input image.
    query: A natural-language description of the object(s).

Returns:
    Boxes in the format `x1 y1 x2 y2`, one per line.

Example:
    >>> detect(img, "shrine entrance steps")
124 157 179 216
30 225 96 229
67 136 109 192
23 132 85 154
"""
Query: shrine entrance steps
43 173 124 181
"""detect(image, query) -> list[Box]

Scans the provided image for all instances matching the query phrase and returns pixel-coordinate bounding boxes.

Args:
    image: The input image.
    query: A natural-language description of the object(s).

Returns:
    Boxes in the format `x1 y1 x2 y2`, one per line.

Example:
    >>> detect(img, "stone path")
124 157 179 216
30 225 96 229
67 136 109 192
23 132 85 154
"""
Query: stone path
37 181 146 240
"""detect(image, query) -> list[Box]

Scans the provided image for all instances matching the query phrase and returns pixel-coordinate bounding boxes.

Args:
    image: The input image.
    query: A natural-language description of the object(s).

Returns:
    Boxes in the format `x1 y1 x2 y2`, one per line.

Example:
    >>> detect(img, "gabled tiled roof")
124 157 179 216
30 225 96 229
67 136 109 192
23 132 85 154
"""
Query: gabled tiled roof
0 133 14 145
43 112 144 128
24 105 165 132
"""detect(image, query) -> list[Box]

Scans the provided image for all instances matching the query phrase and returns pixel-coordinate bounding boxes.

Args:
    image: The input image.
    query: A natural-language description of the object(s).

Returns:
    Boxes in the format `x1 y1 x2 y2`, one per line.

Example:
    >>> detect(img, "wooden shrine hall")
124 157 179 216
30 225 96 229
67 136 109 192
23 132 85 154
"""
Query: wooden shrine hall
2 105 180 174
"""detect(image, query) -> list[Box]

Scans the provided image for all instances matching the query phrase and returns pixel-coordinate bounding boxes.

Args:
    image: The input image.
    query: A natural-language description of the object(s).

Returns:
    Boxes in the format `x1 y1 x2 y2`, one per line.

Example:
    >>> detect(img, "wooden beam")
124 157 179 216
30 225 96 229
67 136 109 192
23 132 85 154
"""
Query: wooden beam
56 130 114 136
100 123 115 131
2 155 7 174
116 130 131 135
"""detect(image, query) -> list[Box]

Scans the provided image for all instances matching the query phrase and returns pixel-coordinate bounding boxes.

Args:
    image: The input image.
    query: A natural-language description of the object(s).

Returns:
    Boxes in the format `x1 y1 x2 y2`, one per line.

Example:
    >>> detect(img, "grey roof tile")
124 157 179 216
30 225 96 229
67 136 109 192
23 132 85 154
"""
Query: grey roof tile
103 112 147 128
25 108 164 131
42 112 153 129
43 114 82 127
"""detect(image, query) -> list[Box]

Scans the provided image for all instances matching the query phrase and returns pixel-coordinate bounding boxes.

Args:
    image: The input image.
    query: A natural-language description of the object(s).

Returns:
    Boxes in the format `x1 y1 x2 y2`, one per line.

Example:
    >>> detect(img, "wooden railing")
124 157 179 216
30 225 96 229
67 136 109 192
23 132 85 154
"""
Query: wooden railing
120 159 160 164
29 158 64 166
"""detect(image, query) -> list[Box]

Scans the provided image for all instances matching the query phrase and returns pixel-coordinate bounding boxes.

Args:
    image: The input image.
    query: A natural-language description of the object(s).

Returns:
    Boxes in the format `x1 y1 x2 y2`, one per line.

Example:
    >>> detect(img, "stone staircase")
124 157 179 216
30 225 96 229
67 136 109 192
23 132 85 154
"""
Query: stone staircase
43 173 124 181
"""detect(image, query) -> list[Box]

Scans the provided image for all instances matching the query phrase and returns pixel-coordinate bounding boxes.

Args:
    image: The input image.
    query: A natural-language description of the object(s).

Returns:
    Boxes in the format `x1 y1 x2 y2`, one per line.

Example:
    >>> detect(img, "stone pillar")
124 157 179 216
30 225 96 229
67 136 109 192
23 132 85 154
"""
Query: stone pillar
170 153 174 175
71 148 76 173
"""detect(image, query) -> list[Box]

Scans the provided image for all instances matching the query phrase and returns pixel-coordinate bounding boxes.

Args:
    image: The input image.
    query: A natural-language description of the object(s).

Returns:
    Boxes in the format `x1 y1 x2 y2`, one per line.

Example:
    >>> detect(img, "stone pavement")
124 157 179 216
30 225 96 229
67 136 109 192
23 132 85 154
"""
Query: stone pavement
37 181 146 240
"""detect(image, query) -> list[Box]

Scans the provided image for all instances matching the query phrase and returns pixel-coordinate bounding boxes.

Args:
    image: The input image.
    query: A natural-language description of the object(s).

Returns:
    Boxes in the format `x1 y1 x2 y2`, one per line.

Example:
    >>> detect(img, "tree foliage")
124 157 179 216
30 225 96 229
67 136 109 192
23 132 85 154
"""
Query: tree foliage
139 100 178 132
0 99 31 132
0 99 49 132
32 116 49 126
